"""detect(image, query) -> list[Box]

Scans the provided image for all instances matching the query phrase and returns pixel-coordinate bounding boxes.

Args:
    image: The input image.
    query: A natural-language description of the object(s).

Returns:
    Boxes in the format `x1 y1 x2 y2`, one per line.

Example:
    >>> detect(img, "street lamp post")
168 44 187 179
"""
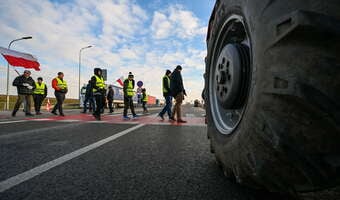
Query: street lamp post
78 45 92 101
5 36 33 110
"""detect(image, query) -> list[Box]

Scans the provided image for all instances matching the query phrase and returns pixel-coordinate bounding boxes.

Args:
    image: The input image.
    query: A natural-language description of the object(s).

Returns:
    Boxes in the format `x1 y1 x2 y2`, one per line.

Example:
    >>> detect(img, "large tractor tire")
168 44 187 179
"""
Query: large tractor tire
205 0 340 193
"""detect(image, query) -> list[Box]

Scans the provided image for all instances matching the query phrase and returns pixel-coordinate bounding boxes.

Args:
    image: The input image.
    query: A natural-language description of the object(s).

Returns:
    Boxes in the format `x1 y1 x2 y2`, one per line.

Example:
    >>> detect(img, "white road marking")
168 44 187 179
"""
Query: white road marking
0 120 27 125
30 118 53 121
185 114 195 118
0 123 145 193
86 121 108 123
56 120 81 122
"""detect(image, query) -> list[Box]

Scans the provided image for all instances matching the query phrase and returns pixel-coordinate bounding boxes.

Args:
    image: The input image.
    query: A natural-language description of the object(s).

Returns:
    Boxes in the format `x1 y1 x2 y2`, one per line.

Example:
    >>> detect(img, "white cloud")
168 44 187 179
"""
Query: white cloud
151 12 173 39
151 5 206 39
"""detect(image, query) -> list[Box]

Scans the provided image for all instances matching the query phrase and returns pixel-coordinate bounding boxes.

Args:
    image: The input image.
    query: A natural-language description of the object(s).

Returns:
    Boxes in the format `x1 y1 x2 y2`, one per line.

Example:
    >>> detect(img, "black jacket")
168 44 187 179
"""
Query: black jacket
170 69 185 97
12 75 36 95
85 83 93 97
123 79 135 97
163 75 171 97
107 88 114 100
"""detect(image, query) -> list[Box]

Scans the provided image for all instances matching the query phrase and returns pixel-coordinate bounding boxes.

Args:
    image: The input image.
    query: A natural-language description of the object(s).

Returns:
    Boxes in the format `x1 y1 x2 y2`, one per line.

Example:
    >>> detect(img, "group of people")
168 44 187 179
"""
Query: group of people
11 70 67 117
11 64 187 123
83 69 150 120
158 65 187 123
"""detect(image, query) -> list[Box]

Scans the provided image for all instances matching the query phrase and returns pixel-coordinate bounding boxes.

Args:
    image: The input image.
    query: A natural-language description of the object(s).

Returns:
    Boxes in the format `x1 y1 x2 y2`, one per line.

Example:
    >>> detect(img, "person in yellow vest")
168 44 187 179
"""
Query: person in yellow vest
33 77 47 115
123 72 137 120
158 70 173 120
141 88 149 114
51 72 68 116
91 68 105 120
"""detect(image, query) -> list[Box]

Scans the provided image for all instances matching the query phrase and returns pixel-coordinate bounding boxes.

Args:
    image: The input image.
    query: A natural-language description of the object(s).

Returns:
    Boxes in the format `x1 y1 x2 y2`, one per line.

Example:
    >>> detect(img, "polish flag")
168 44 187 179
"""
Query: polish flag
116 76 124 87
0 47 40 71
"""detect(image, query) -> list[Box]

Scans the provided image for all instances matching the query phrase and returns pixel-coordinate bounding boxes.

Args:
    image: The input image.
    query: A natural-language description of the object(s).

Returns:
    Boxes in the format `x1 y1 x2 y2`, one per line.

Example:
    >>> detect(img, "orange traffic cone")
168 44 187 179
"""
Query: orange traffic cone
46 98 51 112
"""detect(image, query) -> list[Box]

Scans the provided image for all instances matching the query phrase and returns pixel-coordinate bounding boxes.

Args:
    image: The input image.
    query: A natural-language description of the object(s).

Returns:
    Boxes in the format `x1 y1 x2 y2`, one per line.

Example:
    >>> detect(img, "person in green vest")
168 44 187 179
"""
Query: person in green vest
158 69 173 120
141 88 148 114
51 72 68 116
91 68 106 120
33 77 47 115
123 72 137 120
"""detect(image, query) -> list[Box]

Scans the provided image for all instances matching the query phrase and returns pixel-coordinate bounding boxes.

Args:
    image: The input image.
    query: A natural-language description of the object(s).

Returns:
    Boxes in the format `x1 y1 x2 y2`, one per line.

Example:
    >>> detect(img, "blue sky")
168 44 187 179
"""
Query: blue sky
0 0 215 101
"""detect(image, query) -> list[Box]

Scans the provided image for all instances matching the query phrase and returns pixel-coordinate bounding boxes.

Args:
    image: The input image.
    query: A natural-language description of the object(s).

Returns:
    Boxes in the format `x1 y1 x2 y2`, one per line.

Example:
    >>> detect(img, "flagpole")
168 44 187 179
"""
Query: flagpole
5 36 32 110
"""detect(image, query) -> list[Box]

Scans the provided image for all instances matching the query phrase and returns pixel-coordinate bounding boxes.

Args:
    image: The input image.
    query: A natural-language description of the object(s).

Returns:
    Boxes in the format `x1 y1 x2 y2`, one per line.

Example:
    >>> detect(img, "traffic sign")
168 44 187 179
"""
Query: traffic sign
137 81 143 88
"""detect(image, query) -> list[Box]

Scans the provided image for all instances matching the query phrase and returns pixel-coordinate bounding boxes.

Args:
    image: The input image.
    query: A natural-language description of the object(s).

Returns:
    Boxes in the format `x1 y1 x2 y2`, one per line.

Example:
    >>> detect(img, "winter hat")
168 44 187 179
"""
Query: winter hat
94 68 102 74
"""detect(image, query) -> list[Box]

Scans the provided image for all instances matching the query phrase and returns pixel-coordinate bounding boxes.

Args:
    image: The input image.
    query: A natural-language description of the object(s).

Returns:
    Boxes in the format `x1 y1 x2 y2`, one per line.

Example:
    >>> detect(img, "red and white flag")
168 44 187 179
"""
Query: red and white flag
0 47 40 71
116 76 124 87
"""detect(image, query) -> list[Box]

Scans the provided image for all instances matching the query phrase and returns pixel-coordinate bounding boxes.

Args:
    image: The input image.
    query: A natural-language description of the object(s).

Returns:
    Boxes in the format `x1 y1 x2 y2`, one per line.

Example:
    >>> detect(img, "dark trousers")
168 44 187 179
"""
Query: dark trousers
52 91 65 114
83 96 95 112
160 96 172 117
108 99 114 113
33 94 45 113
124 96 136 117
101 95 106 113
142 101 148 112
13 94 32 114
94 94 103 116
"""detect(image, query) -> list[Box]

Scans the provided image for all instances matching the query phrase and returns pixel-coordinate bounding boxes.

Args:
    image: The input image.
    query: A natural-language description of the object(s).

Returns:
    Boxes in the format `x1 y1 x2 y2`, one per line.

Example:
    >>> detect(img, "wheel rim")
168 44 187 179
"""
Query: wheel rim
209 15 252 135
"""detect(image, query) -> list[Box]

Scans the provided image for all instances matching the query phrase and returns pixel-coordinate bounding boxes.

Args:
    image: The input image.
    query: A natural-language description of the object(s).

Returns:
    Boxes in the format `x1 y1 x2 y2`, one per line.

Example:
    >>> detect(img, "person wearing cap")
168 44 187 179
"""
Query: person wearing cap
158 69 173 120
170 65 187 123
12 70 36 117
51 72 68 116
107 85 115 113
141 88 149 114
33 77 47 115
91 68 106 120
123 72 137 119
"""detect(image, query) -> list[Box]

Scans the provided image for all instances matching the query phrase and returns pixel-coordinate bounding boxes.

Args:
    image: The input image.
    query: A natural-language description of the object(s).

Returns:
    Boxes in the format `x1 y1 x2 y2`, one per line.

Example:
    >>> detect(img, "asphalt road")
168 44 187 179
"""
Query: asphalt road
0 105 294 200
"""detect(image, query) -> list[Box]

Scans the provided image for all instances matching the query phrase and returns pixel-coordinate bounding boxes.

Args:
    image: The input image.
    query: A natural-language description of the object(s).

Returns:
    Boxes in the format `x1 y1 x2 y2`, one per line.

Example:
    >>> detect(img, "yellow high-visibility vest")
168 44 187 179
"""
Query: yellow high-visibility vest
125 79 134 97
142 94 148 102
93 75 105 93
163 75 170 93
33 82 46 95
56 77 67 89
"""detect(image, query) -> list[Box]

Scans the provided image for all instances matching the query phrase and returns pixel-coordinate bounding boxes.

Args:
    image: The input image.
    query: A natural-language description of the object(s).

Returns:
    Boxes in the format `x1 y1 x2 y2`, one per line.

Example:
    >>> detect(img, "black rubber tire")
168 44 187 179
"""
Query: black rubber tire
205 0 340 194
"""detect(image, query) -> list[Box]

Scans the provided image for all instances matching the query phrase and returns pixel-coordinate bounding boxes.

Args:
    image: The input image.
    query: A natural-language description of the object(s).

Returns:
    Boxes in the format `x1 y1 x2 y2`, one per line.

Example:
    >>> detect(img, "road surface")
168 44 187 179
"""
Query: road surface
0 105 296 200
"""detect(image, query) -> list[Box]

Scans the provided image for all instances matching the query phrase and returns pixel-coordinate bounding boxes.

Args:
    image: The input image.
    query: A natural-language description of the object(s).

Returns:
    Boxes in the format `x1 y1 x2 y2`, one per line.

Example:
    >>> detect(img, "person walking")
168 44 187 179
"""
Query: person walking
91 68 105 120
33 77 47 115
171 65 187 123
12 70 36 117
123 72 137 119
107 85 114 113
158 69 173 120
141 88 148 114
51 72 68 116
81 80 95 113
